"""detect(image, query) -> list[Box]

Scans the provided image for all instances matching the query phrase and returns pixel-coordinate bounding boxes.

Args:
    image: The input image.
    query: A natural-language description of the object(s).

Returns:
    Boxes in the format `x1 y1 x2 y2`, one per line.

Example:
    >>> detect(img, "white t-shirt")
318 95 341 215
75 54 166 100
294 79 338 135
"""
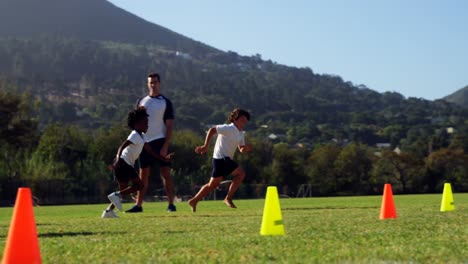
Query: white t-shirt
137 95 174 142
120 130 146 167
213 123 245 159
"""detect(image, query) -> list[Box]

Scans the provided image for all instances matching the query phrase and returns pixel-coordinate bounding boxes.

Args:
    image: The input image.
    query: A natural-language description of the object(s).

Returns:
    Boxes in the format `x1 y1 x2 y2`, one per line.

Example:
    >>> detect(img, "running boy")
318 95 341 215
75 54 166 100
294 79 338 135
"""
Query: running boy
188 108 253 212
102 107 173 218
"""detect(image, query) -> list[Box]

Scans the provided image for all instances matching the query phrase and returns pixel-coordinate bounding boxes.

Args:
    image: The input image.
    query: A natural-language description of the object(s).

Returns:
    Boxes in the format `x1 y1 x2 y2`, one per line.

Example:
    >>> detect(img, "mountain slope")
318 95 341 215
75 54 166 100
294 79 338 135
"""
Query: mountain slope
443 86 468 108
0 0 217 56
0 0 466 147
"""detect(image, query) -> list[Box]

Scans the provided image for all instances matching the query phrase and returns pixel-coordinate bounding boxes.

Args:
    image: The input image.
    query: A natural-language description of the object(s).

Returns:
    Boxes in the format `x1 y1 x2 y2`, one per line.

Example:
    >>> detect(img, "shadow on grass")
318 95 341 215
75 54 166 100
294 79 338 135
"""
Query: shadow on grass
141 213 259 219
36 223 54 226
39 231 126 238
282 206 378 211
162 230 187 234
0 223 54 228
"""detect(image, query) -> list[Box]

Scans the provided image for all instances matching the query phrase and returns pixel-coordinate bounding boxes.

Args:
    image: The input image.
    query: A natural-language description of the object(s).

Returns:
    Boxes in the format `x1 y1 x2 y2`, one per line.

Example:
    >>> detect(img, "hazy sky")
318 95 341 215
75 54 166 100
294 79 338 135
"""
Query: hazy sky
108 0 467 100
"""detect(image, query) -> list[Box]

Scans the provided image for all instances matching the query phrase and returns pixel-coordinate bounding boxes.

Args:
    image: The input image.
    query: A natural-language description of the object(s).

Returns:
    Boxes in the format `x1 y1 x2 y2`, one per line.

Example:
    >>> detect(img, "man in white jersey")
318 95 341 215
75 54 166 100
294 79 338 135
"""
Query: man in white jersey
126 73 176 213
188 108 253 212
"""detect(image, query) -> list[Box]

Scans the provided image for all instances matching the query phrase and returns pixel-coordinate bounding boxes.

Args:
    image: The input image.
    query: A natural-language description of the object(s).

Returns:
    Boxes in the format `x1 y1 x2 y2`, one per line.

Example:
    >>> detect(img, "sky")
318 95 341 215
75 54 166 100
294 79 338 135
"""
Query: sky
108 0 468 100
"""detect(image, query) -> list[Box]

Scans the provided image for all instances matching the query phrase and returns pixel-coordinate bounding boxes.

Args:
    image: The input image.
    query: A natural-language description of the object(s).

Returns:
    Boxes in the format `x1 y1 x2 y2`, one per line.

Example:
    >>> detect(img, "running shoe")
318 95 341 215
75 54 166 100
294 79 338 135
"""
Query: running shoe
107 192 123 211
125 205 143 213
101 210 119 218
167 204 177 212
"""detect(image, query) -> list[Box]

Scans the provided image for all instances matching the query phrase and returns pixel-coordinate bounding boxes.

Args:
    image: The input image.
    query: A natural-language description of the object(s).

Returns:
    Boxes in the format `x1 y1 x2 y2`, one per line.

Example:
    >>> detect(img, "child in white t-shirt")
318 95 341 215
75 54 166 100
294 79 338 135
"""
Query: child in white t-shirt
189 108 253 212
102 107 173 218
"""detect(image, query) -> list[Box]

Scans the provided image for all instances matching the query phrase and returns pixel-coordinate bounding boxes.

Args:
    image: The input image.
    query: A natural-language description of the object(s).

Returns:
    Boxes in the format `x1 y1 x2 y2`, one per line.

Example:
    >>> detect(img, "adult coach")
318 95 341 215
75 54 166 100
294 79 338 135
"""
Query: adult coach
126 72 176 212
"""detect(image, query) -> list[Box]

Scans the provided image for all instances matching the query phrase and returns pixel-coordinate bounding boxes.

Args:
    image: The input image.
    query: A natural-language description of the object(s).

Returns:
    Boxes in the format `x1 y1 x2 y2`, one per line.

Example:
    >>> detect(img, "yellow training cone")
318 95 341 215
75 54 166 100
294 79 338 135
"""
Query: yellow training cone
260 186 285 236
440 183 455 212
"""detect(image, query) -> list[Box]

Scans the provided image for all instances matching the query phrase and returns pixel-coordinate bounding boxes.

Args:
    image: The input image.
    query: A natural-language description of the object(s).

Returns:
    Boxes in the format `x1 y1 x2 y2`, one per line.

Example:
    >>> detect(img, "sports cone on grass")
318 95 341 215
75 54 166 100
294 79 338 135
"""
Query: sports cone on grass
260 186 285 236
440 183 455 212
2 188 41 264
379 184 397 220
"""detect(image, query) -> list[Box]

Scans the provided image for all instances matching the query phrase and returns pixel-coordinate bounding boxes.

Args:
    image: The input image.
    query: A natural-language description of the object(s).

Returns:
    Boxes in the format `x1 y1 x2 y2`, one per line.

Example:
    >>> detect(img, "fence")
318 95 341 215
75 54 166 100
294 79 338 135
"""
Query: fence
0 178 315 206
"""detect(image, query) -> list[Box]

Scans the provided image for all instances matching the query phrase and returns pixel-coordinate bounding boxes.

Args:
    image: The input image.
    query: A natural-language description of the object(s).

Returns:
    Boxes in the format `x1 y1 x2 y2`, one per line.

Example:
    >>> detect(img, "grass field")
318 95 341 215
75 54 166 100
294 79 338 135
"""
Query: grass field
0 193 467 263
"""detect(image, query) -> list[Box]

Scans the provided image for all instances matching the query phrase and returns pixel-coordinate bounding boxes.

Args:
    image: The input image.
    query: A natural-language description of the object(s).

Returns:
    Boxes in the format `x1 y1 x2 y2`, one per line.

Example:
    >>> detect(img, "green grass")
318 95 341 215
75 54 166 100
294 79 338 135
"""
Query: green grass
1 194 467 263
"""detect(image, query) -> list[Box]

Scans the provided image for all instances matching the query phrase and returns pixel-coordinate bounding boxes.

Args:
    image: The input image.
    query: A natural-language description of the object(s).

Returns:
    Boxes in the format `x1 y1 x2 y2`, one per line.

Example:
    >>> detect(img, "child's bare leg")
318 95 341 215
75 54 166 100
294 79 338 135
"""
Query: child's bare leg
106 203 115 211
223 199 236 208
188 177 222 212
120 177 143 196
224 168 245 208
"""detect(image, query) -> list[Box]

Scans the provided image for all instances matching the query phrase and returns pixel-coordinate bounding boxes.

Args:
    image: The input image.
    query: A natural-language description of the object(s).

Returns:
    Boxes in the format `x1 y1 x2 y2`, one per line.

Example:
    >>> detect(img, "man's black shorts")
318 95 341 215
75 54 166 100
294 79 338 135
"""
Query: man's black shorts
139 138 171 169
212 157 238 178
114 158 138 182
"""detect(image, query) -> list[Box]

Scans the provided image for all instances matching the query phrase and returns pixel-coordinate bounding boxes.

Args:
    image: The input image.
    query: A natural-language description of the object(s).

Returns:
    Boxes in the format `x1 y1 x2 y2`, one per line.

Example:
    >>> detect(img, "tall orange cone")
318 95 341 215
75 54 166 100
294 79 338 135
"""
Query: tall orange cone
379 184 397 219
2 188 41 264
260 186 285 236
440 183 455 212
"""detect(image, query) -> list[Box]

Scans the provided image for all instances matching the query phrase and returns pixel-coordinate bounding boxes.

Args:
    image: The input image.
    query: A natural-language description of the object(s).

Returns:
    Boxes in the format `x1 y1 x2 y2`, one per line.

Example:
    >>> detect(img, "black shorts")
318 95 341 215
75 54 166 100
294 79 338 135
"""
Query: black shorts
139 138 171 169
212 157 238 178
114 159 138 182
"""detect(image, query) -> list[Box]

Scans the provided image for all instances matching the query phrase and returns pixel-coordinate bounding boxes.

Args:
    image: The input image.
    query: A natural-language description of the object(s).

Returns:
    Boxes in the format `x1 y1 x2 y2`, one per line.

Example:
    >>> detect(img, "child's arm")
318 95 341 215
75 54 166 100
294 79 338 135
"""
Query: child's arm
195 127 217 154
143 143 174 161
238 143 253 153
112 140 133 168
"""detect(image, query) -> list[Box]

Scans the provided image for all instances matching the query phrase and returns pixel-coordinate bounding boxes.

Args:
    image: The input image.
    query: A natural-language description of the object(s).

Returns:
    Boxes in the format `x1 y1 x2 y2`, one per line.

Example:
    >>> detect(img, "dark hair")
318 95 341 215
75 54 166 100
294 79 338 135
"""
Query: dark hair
127 106 148 130
147 72 160 82
228 108 250 123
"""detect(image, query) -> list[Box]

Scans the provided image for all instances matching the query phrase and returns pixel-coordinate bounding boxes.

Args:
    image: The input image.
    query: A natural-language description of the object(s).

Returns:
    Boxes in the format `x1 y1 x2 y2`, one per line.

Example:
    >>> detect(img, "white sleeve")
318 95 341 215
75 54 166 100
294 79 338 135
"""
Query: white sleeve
127 131 143 144
215 124 231 135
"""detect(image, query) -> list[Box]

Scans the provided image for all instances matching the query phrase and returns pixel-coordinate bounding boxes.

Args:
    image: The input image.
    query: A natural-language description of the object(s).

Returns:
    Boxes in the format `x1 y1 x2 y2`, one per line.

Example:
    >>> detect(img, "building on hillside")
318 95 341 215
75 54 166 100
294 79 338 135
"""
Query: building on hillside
376 143 391 148
175 51 192 60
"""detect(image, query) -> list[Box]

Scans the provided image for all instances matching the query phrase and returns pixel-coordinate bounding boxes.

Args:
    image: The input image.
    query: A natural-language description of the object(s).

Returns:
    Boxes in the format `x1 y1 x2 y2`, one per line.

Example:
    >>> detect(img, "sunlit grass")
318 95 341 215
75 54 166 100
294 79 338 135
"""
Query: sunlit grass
0 194 467 263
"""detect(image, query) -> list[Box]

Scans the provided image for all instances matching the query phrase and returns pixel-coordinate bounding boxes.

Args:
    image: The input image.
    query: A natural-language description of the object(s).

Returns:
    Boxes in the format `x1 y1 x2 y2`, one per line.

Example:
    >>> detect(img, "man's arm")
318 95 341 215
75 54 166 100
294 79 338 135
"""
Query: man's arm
144 143 173 161
161 119 174 156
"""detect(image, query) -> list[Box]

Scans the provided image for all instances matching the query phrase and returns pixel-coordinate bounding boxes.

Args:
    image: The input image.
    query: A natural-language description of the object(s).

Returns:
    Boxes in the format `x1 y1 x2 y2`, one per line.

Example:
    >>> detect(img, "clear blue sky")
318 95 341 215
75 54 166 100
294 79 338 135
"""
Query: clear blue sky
108 0 468 100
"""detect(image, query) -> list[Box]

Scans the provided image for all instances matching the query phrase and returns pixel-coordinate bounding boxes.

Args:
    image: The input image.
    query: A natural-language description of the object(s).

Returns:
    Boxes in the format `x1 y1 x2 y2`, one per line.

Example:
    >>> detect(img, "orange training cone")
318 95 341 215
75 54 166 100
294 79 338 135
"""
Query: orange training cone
2 188 42 264
379 184 397 219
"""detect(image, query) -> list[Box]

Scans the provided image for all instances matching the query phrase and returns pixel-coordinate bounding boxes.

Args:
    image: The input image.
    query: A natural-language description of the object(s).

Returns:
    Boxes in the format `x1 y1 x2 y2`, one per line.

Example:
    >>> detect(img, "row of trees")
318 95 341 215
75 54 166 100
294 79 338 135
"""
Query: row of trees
1 92 467 205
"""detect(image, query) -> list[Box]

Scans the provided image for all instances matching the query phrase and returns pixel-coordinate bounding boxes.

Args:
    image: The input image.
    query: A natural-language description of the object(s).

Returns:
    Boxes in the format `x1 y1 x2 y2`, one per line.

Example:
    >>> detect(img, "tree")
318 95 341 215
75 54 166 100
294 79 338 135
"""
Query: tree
0 92 39 148
449 131 468 153
0 92 39 203
305 144 341 195
170 130 207 194
371 149 424 193
334 143 373 194
269 143 307 195
425 148 468 192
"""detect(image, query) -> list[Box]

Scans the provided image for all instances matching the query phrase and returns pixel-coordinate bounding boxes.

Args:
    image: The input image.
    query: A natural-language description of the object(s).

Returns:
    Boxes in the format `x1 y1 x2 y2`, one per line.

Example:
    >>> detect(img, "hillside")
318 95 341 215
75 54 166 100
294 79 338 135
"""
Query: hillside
443 85 468 108
0 0 467 149
0 0 217 56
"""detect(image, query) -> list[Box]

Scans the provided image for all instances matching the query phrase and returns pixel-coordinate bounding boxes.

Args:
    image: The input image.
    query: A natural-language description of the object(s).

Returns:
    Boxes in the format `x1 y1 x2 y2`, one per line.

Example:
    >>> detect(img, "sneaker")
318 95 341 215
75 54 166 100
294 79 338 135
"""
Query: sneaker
167 204 177 212
107 192 123 211
125 205 143 213
101 210 119 218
